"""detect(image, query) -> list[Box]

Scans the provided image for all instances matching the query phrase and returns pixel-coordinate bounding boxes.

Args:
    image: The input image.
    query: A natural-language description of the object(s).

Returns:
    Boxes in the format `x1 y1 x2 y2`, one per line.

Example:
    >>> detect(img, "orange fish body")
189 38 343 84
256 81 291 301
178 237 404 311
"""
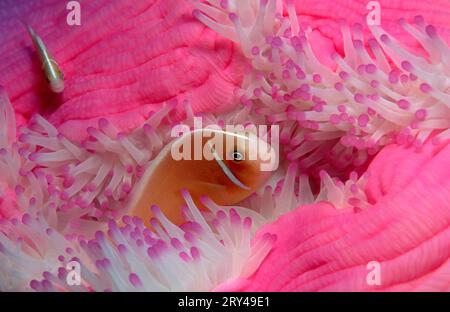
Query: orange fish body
126 129 276 227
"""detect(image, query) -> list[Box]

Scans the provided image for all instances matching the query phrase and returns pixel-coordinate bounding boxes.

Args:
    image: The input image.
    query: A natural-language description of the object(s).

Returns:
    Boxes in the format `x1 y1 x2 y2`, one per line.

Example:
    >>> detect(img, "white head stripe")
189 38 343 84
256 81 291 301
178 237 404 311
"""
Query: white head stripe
210 145 250 190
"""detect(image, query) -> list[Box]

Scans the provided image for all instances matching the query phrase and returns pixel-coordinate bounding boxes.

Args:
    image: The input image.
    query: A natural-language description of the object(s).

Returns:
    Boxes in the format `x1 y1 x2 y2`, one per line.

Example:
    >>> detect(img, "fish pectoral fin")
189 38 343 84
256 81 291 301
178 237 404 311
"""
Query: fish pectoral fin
183 181 228 197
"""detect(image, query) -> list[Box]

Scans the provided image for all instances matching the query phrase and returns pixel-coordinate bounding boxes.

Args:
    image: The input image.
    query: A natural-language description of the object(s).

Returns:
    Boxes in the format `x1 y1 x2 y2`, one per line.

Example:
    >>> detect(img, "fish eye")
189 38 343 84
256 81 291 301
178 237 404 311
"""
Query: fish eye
231 150 244 162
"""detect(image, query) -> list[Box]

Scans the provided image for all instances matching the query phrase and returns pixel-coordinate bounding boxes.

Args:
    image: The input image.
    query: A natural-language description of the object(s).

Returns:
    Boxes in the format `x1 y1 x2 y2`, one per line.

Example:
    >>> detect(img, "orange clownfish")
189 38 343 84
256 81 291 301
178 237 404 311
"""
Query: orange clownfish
126 128 277 227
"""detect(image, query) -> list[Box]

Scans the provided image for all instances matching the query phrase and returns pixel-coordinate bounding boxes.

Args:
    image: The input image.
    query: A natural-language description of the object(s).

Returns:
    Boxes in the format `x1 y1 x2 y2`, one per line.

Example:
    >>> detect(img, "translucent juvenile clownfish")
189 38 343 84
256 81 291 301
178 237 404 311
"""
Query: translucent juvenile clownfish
125 128 278 227
24 24 65 93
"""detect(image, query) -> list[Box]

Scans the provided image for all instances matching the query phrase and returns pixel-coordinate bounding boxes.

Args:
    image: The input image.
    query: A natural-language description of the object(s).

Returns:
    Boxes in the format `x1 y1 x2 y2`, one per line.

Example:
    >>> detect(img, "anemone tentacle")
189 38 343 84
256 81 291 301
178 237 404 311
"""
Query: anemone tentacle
193 0 450 176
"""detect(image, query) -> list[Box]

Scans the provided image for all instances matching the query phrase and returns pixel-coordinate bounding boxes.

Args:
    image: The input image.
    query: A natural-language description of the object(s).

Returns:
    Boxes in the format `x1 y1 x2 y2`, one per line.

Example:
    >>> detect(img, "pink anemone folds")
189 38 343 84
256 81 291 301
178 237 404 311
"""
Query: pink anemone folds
0 0 450 292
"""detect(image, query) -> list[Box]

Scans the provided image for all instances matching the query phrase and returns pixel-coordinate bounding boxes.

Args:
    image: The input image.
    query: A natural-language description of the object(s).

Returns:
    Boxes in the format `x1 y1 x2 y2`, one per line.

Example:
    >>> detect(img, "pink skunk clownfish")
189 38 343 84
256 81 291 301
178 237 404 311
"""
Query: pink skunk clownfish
23 23 65 93
125 128 278 227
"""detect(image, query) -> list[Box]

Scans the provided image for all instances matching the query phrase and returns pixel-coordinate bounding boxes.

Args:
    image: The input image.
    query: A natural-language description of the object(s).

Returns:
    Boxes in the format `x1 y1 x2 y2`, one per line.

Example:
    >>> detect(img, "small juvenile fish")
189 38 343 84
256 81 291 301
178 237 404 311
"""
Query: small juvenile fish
24 24 64 93
126 129 277 227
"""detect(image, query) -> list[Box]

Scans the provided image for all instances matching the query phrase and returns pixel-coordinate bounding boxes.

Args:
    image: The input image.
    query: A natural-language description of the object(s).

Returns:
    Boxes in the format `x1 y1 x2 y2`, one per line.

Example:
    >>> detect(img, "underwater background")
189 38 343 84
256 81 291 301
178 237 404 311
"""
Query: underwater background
0 0 450 291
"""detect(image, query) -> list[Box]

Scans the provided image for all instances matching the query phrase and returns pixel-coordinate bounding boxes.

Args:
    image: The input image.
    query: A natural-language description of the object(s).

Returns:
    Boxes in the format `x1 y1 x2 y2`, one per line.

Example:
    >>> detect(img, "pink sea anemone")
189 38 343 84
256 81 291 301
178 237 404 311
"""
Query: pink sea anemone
194 0 450 175
0 0 449 292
